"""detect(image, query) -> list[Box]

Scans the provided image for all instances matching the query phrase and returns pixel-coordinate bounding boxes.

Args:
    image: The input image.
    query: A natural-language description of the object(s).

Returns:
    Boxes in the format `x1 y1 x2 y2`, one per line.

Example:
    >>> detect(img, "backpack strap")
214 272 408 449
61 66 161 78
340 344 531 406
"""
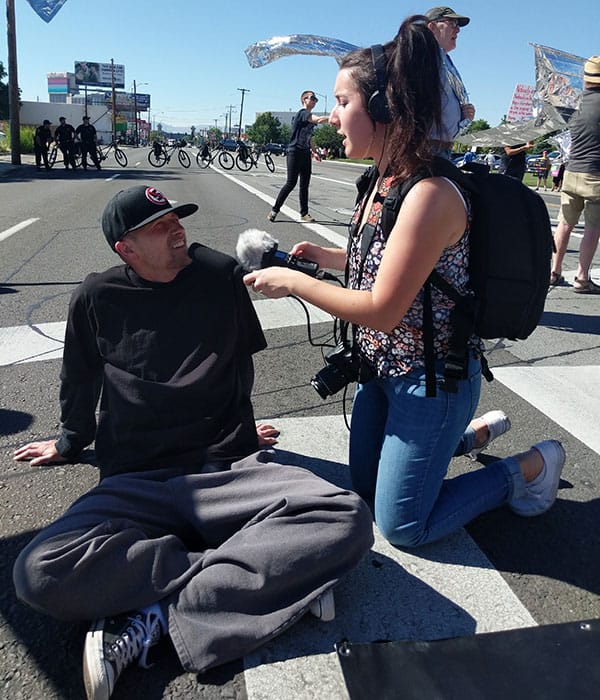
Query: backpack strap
383 159 479 396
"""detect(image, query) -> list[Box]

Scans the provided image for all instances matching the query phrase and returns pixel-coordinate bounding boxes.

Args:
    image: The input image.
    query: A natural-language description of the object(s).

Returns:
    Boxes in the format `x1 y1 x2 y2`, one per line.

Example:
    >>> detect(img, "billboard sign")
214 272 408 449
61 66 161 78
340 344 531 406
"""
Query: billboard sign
105 93 151 111
74 61 125 89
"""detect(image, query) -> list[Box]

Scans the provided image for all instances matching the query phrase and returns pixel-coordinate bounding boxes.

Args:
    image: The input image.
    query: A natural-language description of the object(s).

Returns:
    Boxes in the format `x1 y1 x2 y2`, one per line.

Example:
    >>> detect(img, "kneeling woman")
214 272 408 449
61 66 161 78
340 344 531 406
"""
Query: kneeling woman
244 16 565 548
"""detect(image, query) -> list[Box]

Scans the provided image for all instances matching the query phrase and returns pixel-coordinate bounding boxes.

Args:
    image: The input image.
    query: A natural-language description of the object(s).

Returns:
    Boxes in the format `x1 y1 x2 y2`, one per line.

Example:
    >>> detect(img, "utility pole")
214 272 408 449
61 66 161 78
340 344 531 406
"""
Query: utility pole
6 0 21 164
226 104 236 139
237 88 249 139
110 58 117 143
133 79 138 147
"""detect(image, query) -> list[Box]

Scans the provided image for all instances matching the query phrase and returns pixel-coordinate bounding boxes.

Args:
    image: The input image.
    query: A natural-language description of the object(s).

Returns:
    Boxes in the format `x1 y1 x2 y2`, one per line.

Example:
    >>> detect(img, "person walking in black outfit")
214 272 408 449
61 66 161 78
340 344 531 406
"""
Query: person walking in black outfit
499 140 534 181
75 115 101 170
267 90 329 223
12 185 373 700
54 116 77 170
34 119 53 171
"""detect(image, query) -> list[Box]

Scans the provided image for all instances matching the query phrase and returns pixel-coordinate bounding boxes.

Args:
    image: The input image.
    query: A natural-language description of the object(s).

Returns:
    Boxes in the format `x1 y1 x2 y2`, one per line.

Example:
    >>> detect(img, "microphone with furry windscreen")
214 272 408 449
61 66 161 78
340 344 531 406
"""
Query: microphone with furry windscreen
236 229 321 276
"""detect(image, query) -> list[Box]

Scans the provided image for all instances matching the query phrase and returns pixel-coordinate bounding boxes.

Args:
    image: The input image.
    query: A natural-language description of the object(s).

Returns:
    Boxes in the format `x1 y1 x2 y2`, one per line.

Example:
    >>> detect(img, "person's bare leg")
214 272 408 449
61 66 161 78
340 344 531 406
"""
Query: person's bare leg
515 448 544 482
551 221 574 278
576 226 600 281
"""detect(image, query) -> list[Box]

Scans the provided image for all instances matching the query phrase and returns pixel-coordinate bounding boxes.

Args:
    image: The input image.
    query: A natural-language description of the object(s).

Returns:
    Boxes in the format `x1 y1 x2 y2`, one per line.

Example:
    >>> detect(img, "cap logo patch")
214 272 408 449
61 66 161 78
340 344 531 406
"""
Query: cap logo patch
145 187 168 206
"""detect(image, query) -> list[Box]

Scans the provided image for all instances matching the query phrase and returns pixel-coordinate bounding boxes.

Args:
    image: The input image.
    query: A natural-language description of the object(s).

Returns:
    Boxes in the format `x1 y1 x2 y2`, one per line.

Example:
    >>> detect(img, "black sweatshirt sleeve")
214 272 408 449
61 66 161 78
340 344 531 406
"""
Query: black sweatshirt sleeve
55 280 103 460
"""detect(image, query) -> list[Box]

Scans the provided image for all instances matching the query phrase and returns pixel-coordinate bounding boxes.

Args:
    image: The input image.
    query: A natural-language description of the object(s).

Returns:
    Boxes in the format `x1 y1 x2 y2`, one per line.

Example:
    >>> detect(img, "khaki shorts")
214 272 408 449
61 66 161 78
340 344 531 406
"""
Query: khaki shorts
558 170 600 228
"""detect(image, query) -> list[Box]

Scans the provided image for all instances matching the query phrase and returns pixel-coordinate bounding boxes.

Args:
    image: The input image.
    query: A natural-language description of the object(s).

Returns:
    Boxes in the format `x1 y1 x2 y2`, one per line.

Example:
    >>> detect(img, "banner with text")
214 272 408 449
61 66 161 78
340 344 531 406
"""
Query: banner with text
507 84 535 122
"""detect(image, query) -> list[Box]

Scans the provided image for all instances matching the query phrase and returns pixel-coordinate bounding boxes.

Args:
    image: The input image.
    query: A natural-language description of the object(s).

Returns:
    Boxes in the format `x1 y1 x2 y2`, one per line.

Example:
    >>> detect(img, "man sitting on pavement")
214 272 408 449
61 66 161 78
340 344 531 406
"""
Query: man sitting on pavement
12 185 374 700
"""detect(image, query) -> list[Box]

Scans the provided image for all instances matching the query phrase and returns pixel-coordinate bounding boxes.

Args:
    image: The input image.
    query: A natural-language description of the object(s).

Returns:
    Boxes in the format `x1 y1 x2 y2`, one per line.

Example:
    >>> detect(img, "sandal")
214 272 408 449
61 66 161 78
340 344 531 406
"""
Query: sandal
573 277 600 294
549 271 565 286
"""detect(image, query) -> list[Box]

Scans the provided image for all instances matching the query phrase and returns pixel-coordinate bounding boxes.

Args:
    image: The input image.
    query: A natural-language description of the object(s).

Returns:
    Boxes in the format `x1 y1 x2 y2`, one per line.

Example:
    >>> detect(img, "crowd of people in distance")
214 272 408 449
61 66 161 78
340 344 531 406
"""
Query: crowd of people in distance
34 115 102 171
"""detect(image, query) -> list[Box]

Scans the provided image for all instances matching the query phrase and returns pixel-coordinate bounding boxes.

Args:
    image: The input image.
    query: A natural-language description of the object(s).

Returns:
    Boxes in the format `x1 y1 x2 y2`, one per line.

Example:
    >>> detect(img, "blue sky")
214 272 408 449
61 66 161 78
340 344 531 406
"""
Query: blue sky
2 0 598 131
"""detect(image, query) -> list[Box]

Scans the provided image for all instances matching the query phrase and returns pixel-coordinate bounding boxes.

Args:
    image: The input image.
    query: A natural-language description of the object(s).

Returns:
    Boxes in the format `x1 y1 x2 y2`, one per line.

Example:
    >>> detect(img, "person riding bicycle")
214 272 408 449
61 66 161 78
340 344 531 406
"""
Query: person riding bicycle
152 139 163 157
237 139 250 162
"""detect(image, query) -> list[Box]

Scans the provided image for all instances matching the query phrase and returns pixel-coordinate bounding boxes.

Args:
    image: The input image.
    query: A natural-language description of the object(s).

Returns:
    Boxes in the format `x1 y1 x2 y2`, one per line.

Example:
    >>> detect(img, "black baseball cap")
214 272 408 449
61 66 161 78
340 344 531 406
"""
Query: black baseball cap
43 119 51 125
425 6 470 26
101 185 198 250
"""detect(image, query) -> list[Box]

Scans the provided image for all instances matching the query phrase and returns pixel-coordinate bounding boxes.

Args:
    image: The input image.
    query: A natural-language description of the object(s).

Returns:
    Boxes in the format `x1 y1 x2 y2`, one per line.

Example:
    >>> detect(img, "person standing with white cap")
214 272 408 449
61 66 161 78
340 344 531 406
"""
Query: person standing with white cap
425 6 476 155
551 56 600 293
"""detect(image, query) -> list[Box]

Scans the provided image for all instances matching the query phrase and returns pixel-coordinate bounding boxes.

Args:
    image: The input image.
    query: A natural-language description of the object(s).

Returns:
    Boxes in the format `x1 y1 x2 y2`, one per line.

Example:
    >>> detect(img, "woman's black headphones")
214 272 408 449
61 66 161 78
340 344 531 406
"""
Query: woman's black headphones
367 44 392 124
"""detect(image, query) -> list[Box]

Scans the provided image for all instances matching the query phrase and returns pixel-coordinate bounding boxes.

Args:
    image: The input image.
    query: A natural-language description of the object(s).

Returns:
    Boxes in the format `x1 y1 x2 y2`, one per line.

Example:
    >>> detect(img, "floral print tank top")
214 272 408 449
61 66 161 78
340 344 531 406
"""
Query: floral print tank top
348 172 475 378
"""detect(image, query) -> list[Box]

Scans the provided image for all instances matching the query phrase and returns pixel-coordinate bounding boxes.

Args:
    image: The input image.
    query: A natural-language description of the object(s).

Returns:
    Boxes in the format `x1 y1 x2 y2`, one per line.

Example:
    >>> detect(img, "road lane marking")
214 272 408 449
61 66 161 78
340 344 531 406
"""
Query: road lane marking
0 299 333 366
0 218 39 243
243 415 536 700
494 365 600 455
0 322 66 365
212 166 349 248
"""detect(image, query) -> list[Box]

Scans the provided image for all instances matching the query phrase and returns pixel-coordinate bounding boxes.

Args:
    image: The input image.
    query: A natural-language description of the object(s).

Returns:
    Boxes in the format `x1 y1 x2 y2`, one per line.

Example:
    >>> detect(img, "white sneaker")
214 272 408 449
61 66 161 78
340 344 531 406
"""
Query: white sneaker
308 589 335 622
468 410 511 460
509 440 565 517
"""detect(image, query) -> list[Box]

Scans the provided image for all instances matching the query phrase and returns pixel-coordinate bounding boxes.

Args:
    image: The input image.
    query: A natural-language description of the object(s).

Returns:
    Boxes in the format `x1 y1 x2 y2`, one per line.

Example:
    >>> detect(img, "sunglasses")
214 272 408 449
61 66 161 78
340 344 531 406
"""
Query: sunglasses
435 18 459 28
306 95 318 101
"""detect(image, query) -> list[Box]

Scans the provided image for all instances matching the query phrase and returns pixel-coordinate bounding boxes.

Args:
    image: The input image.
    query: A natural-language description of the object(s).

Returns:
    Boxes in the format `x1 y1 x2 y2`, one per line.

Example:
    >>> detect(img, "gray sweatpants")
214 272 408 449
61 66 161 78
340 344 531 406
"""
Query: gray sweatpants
13 451 373 673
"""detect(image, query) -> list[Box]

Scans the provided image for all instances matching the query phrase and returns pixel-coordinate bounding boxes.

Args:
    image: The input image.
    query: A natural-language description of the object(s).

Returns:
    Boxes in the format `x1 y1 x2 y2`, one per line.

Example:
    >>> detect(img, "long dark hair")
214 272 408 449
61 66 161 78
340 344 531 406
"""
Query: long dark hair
339 16 442 180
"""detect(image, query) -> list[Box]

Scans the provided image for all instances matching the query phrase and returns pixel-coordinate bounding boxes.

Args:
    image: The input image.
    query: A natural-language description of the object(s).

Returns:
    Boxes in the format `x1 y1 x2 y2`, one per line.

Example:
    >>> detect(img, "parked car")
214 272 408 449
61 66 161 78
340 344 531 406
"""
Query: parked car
264 143 287 156
219 138 239 151
476 154 502 171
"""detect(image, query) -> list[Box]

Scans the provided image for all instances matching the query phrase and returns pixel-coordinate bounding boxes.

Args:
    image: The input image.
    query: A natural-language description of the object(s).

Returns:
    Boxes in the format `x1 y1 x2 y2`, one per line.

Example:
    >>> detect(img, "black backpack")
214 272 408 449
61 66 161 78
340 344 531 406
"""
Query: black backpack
352 157 553 396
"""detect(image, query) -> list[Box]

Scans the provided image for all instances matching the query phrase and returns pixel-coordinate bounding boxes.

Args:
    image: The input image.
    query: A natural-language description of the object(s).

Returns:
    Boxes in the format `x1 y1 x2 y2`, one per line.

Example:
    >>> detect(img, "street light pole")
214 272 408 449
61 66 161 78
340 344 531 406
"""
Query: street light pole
133 79 138 147
314 92 328 117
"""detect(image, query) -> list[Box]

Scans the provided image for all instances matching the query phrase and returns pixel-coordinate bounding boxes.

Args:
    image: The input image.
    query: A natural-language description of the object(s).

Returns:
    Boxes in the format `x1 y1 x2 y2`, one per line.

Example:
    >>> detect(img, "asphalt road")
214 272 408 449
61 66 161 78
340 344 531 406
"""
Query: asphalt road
1 150 599 699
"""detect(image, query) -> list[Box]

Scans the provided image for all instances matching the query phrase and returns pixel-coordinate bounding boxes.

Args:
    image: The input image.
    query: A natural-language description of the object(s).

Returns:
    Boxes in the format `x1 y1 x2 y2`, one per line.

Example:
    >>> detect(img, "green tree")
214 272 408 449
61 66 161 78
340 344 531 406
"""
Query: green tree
311 123 343 153
465 118 491 134
207 126 222 144
0 61 9 119
279 123 291 145
246 112 283 146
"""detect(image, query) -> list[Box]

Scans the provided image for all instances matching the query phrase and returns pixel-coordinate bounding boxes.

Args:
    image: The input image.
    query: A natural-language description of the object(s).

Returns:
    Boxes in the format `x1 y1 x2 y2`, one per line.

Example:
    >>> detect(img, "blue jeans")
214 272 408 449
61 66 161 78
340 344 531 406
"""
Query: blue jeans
349 356 525 547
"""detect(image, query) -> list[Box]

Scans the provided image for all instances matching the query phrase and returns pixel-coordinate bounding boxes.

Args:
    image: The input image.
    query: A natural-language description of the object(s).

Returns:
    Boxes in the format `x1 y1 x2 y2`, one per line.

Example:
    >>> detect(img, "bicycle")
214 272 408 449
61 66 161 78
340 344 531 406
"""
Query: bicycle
196 144 235 170
94 141 128 168
235 144 275 173
48 141 78 169
148 140 191 168
47 141 60 168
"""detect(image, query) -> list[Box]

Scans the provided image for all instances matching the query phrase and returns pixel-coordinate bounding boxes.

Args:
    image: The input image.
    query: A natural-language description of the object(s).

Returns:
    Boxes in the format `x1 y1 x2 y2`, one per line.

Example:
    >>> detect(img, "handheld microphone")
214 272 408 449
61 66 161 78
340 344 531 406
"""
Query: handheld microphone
236 229 320 277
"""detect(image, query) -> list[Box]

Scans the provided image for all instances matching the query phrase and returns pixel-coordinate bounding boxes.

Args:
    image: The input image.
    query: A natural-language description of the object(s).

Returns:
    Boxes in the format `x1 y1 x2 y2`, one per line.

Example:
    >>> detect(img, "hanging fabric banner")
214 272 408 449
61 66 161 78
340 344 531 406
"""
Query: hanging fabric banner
245 35 358 68
532 43 585 122
26 0 68 23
